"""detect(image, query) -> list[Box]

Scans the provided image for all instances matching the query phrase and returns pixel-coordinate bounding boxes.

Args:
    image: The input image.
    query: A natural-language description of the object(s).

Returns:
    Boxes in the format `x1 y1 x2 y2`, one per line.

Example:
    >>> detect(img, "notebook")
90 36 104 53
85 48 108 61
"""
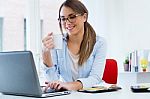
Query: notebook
0 51 71 97
78 86 121 93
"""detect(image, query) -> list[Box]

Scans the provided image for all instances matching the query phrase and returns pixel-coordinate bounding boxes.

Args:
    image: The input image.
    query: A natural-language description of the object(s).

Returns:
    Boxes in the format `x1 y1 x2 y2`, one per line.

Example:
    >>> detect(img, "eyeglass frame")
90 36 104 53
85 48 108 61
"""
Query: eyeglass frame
58 13 83 24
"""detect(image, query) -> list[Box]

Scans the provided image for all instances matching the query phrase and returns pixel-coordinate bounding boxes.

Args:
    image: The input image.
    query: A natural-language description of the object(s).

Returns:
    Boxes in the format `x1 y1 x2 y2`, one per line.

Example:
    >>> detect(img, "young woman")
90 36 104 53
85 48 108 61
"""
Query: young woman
42 0 107 91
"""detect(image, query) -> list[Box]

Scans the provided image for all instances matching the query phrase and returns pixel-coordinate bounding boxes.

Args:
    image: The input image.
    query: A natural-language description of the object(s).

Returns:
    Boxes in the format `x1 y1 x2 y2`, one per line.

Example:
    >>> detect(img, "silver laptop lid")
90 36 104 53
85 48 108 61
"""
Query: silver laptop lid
0 51 42 97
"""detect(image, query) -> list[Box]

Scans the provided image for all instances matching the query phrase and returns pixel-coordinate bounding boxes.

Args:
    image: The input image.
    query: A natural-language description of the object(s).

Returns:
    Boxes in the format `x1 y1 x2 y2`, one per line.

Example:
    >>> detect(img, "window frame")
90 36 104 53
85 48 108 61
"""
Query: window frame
0 17 3 51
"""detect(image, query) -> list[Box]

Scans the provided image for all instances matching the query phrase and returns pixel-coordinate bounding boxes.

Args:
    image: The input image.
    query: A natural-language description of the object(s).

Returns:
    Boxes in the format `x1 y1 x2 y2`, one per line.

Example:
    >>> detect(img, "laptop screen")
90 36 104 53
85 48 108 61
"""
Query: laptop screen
0 51 42 97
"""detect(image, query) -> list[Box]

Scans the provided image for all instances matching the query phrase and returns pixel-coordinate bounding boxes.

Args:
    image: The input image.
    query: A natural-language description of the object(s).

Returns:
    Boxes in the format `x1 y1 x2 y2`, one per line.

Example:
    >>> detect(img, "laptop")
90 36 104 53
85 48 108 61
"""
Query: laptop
0 51 71 97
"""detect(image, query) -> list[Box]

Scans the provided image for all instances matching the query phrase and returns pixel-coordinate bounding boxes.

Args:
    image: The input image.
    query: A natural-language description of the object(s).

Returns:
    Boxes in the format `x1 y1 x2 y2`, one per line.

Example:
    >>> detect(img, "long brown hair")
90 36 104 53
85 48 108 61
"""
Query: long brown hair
58 0 96 65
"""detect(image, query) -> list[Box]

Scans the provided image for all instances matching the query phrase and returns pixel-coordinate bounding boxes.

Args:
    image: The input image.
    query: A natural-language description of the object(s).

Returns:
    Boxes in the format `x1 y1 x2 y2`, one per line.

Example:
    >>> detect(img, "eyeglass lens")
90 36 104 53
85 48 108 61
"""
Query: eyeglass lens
59 14 80 24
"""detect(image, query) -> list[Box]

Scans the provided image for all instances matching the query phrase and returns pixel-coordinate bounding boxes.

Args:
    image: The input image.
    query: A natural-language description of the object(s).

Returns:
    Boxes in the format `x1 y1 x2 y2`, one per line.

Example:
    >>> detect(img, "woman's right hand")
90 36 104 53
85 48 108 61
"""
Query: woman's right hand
42 32 54 67
42 32 54 50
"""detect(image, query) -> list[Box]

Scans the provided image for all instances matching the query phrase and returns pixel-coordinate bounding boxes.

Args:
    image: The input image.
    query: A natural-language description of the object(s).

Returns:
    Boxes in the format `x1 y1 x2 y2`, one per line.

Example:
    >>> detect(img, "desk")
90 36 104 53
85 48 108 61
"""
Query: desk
1 73 150 99
1 86 150 99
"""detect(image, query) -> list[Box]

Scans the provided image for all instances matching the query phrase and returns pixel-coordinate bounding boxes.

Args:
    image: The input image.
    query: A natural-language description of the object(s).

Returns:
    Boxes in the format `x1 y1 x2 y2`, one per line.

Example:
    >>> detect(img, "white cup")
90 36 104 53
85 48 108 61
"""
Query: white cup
53 34 63 49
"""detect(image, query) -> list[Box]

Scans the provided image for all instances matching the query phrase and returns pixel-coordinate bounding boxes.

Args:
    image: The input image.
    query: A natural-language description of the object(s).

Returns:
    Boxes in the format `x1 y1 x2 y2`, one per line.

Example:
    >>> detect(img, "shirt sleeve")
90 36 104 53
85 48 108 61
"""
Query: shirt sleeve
77 37 107 88
41 50 62 82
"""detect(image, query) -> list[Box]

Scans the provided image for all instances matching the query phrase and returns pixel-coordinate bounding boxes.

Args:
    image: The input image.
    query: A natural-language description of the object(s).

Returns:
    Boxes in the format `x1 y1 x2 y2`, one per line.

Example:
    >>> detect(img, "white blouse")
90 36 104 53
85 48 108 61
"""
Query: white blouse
67 49 79 81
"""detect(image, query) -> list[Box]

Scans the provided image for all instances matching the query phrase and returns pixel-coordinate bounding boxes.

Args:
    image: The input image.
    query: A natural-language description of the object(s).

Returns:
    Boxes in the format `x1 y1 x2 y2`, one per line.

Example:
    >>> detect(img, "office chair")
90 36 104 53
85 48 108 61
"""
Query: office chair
102 59 118 84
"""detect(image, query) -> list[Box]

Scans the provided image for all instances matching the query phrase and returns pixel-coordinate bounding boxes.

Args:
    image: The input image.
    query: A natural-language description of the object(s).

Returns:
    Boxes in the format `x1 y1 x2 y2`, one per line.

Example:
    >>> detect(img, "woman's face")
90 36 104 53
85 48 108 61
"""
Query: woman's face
60 6 87 36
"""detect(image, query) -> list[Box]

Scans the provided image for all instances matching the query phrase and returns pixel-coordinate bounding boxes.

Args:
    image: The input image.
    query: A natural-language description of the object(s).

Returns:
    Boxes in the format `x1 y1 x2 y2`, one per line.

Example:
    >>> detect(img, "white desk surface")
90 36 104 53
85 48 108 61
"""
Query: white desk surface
1 87 150 99
1 73 150 99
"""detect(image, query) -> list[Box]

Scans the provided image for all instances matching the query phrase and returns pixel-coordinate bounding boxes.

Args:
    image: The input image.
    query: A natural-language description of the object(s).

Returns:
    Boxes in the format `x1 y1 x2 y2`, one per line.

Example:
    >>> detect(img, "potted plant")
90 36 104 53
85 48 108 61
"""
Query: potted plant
140 58 148 72
123 57 129 71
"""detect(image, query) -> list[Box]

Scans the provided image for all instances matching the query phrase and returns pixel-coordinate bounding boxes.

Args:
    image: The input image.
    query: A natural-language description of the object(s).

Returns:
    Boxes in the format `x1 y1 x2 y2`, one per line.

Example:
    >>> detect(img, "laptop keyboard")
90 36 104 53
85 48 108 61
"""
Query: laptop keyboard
42 91 71 97
41 87 71 97
40 86 71 97
41 86 55 94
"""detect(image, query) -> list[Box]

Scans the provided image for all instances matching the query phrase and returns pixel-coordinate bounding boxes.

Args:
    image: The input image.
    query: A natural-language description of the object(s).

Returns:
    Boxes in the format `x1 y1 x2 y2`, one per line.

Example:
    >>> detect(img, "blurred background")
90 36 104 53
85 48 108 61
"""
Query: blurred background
0 0 150 72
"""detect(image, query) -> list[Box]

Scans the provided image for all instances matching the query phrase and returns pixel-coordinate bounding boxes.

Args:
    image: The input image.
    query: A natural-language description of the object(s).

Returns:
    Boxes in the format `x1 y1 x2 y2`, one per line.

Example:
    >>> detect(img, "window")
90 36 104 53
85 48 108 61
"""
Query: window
0 0 64 75
24 18 43 50
0 1 26 51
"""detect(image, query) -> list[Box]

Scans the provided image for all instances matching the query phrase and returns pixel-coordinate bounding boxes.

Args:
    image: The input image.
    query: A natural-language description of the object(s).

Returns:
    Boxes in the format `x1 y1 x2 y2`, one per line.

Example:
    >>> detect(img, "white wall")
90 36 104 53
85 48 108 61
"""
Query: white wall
83 0 150 71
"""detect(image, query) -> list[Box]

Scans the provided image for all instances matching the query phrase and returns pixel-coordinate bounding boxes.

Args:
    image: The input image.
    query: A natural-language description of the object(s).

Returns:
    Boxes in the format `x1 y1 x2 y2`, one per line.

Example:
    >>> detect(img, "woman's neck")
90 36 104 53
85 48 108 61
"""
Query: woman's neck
68 32 84 45
67 32 84 55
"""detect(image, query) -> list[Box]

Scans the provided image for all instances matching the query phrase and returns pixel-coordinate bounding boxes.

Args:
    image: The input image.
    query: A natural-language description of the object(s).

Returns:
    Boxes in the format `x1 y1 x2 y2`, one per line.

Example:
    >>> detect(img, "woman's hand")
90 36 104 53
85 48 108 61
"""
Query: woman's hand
42 32 54 67
42 32 54 50
44 81 66 92
44 81 83 92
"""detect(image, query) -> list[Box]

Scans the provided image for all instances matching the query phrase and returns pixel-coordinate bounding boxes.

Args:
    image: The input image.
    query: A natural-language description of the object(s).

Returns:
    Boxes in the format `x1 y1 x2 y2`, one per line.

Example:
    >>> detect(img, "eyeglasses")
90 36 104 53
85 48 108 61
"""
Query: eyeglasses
58 14 82 24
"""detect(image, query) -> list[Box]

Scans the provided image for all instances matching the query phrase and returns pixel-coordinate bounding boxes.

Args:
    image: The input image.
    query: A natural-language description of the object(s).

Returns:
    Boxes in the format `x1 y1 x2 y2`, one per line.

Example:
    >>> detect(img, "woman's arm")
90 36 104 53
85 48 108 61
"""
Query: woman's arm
42 32 54 67
41 49 61 82
41 33 61 81
42 49 53 67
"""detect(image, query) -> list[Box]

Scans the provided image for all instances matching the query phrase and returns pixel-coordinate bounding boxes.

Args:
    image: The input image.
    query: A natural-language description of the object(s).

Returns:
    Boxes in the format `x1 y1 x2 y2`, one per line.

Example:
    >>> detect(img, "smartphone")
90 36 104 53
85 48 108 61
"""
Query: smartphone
131 85 150 92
